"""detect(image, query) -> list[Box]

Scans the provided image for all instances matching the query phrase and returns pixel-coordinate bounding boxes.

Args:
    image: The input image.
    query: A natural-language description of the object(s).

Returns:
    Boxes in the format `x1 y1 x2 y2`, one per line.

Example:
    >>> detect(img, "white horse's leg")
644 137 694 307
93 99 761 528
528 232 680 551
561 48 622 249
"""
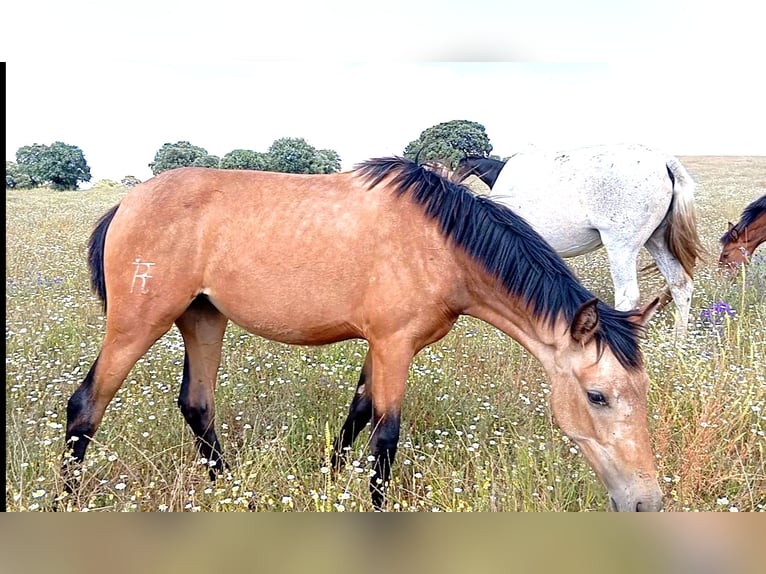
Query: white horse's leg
645 234 692 337
600 239 642 312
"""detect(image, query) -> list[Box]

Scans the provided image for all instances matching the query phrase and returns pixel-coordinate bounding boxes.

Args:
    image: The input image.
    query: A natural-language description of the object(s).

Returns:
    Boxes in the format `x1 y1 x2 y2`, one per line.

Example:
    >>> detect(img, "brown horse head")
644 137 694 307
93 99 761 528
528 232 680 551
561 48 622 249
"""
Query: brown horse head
719 195 766 275
548 298 662 511
719 222 749 273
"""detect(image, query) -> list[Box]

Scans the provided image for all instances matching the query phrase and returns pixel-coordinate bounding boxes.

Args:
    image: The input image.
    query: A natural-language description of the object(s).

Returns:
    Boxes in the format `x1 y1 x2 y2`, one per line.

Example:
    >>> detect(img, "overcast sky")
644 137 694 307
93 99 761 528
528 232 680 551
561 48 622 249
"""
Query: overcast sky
4 1 765 185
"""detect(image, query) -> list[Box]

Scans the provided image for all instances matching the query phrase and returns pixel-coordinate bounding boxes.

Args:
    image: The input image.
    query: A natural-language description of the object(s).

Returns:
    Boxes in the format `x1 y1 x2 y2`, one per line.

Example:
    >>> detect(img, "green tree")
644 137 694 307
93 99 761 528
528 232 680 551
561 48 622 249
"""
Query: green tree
149 141 210 175
5 161 33 189
16 143 50 187
121 175 142 188
42 142 92 190
267 137 317 174
267 137 341 174
311 149 342 174
220 149 272 171
15 142 91 190
403 120 493 168
192 154 221 169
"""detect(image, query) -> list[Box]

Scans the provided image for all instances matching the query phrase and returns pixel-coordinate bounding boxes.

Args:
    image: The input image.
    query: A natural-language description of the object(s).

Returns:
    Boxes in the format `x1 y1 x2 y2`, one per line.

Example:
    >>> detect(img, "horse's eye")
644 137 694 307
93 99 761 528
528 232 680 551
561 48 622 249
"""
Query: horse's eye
587 391 608 406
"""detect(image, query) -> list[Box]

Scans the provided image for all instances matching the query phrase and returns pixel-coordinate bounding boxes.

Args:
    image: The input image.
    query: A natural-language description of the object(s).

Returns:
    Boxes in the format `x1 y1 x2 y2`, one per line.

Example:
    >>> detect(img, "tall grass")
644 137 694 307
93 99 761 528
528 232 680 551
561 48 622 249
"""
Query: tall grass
5 158 765 511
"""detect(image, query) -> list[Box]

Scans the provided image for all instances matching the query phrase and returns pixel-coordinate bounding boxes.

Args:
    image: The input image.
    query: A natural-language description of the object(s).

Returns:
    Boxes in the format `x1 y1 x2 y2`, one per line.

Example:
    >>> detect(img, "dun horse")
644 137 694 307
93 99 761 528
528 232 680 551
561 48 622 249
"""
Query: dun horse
64 158 663 511
719 194 766 274
453 144 705 335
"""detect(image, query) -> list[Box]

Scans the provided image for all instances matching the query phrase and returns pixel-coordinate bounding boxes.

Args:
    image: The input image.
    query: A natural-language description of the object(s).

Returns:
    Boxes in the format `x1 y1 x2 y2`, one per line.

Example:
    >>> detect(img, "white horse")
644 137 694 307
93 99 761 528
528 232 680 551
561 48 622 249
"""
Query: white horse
453 143 704 335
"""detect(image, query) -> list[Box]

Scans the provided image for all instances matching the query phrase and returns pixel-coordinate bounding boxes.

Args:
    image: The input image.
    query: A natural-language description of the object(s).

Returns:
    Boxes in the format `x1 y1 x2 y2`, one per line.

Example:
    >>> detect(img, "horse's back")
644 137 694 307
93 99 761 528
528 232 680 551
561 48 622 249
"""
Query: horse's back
498 143 672 197
489 144 675 255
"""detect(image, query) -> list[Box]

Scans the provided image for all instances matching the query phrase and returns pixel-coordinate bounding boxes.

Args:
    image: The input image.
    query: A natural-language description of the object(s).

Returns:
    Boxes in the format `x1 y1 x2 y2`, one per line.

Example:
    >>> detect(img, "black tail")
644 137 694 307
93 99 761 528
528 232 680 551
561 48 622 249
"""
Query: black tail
87 204 120 312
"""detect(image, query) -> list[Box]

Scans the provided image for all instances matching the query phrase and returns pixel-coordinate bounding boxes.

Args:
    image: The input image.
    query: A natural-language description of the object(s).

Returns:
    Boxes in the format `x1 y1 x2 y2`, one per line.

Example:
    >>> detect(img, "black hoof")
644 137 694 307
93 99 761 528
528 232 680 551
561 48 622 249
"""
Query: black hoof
206 456 229 481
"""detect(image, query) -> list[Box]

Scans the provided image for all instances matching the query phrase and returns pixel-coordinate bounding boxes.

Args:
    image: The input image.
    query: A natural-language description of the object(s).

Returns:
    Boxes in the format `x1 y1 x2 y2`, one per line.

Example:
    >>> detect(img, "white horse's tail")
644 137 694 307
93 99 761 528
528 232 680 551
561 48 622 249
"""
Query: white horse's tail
639 156 706 306
663 156 706 279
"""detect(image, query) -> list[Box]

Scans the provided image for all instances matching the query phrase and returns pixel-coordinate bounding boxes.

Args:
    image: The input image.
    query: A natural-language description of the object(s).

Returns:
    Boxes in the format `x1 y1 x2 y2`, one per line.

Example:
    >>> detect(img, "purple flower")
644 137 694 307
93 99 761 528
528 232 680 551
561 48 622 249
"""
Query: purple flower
700 301 736 330
712 301 736 316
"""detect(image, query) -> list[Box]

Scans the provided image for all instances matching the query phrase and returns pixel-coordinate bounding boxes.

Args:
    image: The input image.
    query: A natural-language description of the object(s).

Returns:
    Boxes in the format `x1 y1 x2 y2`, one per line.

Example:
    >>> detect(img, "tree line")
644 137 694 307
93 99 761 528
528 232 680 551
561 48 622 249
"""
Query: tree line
6 120 496 191
149 138 341 177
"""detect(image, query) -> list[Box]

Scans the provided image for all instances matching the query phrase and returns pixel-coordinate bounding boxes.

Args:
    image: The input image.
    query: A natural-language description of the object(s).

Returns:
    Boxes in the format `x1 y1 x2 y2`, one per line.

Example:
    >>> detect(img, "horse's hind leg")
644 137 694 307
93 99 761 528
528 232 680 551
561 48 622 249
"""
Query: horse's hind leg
645 234 692 336
64 320 174 493
330 351 373 472
174 296 229 479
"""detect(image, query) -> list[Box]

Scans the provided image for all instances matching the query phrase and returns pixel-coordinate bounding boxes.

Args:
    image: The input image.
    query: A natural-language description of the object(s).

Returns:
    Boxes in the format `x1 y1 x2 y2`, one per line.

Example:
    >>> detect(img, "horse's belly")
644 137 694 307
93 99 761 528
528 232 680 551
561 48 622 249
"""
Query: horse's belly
502 200 603 257
204 277 361 345
214 301 359 345
546 231 603 257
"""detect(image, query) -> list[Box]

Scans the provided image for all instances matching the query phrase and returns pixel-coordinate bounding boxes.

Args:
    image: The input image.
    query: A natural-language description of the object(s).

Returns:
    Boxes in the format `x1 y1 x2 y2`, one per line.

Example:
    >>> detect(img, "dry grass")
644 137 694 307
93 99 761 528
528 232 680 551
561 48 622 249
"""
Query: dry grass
5 157 765 511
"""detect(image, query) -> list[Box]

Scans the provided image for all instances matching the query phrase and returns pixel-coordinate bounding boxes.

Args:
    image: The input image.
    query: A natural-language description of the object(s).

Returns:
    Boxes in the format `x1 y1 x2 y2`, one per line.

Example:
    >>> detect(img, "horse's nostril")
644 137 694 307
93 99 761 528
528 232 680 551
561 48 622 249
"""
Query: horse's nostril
636 500 647 512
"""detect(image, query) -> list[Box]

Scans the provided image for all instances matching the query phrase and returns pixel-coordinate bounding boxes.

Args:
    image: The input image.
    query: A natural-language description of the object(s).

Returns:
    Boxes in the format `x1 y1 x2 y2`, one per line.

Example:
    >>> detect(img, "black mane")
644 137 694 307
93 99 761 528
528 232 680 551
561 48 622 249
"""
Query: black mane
354 157 645 370
720 195 766 245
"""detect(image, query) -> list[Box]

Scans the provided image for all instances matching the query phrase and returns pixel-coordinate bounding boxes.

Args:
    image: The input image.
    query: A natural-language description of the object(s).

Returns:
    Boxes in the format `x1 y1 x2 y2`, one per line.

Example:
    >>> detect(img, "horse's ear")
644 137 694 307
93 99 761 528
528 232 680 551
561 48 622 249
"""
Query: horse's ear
570 298 600 345
727 223 739 241
629 297 661 327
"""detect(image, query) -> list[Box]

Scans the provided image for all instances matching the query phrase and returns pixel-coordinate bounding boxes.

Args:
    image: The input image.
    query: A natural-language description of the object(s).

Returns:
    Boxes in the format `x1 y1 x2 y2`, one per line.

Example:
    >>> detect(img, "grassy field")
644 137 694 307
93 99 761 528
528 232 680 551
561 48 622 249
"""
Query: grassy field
5 158 765 512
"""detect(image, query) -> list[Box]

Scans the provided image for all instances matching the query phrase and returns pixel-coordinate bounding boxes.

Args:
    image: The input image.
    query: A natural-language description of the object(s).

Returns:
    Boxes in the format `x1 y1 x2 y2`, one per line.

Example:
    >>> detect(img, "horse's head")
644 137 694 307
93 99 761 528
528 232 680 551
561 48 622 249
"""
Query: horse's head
718 222 750 274
453 156 506 189
548 299 663 511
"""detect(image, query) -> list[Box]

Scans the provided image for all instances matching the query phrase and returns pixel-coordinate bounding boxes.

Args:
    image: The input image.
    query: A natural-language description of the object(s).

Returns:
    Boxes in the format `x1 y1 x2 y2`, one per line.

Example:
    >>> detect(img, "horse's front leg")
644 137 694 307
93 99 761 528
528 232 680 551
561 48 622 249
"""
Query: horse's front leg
366 340 413 511
330 351 373 473
602 241 642 312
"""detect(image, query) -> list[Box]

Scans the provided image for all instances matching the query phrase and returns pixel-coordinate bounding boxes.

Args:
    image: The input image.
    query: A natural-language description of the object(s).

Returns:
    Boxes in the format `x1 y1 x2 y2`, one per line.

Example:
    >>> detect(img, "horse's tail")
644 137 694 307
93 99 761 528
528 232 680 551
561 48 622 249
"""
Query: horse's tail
87 203 120 312
663 156 706 279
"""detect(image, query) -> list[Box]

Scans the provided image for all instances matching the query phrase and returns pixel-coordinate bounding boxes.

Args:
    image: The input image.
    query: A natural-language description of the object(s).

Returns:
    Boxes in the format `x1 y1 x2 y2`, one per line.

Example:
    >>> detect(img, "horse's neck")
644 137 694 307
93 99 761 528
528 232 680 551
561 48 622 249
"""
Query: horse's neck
744 221 766 250
459 261 559 365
